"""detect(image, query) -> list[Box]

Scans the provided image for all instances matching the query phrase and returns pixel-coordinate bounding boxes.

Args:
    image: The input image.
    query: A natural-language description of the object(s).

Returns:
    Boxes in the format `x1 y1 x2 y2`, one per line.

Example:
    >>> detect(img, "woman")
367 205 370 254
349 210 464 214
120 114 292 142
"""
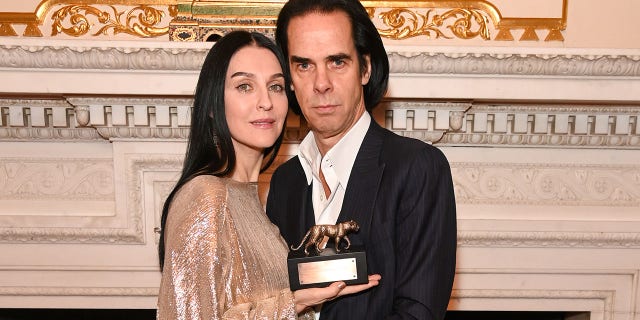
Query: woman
157 31 379 319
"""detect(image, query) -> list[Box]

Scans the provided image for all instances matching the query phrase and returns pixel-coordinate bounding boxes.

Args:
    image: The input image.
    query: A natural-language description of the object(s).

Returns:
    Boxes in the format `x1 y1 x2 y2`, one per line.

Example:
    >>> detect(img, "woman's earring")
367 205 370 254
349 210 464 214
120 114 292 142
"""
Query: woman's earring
289 84 294 91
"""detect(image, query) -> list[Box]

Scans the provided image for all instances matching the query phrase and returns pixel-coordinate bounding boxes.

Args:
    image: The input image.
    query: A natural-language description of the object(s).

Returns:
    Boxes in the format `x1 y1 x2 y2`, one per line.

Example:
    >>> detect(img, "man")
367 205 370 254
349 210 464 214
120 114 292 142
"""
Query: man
266 0 457 319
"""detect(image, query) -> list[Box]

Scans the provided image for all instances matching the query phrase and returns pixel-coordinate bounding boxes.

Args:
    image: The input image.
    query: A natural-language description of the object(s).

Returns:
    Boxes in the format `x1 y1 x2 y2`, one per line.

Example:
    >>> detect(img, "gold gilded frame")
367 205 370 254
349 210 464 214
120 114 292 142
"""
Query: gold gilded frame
0 0 177 37
0 0 566 41
363 0 567 41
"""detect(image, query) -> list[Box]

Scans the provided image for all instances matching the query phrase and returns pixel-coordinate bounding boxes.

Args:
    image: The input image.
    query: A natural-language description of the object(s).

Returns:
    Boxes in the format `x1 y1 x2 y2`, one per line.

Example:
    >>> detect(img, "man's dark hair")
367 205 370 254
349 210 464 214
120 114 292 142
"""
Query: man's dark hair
275 0 389 114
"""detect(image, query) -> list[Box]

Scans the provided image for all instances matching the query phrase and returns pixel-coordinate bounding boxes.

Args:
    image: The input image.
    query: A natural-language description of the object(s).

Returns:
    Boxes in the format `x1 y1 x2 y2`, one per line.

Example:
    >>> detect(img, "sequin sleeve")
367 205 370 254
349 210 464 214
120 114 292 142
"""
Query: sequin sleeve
157 176 306 320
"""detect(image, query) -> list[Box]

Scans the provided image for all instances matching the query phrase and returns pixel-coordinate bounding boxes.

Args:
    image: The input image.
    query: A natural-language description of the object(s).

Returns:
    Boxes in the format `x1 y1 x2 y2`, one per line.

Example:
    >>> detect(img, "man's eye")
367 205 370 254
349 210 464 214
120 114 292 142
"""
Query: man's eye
269 84 284 93
237 84 251 92
297 62 309 71
333 59 345 67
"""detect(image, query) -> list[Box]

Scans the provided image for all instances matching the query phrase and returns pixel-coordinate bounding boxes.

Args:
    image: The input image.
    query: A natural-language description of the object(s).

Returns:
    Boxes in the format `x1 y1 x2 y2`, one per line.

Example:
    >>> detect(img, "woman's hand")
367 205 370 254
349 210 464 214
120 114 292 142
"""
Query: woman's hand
293 274 381 314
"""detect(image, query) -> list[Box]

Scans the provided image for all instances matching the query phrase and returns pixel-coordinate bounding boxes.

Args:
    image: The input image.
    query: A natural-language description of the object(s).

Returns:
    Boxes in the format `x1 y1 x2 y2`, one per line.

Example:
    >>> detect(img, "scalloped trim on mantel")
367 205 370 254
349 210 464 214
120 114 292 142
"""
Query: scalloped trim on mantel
1 40 639 77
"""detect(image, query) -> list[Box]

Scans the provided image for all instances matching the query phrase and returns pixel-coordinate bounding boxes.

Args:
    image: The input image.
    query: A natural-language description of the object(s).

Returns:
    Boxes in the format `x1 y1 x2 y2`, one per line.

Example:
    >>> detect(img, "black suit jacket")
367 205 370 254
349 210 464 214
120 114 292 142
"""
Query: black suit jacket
266 119 456 320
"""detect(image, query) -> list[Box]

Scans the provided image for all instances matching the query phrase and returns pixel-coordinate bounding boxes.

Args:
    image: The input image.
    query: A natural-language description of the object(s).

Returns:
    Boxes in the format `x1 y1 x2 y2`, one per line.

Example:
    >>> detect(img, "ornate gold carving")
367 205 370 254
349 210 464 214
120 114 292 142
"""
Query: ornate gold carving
0 0 177 38
378 8 490 40
365 0 567 42
0 0 566 41
51 4 169 37
167 0 566 42
170 26 196 41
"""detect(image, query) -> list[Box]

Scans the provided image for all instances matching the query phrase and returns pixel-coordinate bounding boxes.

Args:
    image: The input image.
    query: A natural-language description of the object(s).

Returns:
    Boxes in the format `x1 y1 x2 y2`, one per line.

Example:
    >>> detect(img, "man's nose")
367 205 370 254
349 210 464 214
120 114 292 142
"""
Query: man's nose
313 66 332 94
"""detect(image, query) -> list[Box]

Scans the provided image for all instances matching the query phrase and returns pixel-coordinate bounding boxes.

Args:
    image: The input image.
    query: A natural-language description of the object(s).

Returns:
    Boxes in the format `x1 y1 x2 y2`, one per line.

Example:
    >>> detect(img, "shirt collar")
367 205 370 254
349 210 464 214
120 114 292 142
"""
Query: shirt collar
298 112 371 185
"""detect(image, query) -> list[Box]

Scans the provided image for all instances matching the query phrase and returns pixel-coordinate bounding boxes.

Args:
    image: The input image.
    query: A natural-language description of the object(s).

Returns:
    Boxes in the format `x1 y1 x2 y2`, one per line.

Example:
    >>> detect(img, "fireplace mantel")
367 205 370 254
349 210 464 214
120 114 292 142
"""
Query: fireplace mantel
1 30 639 320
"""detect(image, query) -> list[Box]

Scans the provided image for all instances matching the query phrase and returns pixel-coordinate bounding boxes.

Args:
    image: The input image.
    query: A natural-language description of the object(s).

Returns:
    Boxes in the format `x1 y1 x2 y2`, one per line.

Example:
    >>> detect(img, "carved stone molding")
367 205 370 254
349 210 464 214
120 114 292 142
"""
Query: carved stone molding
451 162 640 206
0 98 101 140
458 231 640 248
0 155 144 244
385 102 639 147
68 96 193 140
387 51 640 76
451 288 614 301
0 223 142 244
126 153 182 241
0 97 194 140
153 180 176 244
450 289 614 320
0 42 208 70
0 154 181 244
3 98 638 148
1 42 638 78
0 159 114 200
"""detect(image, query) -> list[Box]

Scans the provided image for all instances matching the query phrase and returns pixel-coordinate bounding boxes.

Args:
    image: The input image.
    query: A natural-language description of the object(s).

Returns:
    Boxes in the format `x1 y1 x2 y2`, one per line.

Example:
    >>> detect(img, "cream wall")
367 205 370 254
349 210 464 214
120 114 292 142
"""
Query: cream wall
0 1 639 319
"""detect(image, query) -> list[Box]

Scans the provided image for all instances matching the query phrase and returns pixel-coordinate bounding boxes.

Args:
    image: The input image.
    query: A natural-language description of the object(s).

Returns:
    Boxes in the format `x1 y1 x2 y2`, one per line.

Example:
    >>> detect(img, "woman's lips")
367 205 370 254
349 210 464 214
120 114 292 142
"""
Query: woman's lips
250 118 276 128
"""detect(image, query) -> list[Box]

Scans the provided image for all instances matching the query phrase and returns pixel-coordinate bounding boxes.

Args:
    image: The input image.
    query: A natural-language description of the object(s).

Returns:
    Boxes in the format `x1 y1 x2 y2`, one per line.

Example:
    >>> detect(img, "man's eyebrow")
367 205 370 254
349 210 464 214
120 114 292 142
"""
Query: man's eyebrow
290 56 310 64
327 53 351 62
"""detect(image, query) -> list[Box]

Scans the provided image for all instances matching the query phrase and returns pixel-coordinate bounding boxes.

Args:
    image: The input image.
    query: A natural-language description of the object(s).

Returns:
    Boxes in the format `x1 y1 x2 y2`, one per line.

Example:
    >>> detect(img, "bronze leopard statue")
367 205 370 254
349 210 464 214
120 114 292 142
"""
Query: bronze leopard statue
291 220 360 255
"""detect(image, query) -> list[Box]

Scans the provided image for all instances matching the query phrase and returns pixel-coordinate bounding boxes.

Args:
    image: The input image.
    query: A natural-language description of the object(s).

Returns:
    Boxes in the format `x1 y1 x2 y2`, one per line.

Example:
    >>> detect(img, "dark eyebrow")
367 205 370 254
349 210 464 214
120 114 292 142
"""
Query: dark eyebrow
327 53 351 62
290 56 310 64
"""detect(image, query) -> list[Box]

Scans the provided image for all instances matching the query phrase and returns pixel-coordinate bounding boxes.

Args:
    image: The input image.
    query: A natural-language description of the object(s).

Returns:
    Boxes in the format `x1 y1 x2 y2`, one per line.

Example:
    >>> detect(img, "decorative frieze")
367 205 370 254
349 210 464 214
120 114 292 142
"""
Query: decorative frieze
2 42 639 78
0 99 101 140
451 162 640 206
3 98 637 148
51 4 174 38
0 152 184 244
0 159 114 200
458 231 640 248
386 51 640 76
383 102 639 146
0 42 209 70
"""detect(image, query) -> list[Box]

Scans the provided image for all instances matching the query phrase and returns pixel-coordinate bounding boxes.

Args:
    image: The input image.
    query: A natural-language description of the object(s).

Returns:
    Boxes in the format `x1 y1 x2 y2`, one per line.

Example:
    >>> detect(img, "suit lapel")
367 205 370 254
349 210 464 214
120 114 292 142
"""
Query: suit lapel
337 121 385 237
281 164 316 247
302 183 315 231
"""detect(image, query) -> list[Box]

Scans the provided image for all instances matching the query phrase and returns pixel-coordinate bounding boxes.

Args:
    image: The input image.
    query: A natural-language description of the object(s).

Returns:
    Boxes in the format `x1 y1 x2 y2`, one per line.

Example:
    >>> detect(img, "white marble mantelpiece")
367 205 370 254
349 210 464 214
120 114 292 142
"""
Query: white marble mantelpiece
1 39 639 101
0 39 639 320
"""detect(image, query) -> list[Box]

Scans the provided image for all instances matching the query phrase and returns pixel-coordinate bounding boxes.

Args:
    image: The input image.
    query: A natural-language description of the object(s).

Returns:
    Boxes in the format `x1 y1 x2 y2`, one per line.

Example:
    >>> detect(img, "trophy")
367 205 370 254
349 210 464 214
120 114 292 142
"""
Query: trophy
287 220 368 290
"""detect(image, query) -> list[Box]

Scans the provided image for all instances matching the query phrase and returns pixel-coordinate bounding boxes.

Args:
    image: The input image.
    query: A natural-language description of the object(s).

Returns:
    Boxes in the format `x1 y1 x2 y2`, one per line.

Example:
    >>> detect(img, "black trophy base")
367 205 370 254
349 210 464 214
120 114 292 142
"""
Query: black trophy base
287 245 367 291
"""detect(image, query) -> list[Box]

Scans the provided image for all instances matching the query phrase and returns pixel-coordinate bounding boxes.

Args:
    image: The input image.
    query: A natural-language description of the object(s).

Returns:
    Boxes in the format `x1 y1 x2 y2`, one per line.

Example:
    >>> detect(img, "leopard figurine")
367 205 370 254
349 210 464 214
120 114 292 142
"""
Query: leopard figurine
291 220 360 255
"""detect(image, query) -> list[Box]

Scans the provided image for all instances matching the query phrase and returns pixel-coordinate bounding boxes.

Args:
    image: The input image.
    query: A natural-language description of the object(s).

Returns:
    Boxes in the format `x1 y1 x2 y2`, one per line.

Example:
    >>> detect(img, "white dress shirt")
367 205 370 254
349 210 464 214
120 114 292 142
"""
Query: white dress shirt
298 112 371 225
297 112 371 320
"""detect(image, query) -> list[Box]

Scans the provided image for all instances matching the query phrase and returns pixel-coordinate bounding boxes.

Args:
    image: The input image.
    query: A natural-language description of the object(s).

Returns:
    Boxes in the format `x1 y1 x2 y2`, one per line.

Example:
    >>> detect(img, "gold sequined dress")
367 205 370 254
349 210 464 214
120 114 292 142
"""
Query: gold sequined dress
158 175 310 320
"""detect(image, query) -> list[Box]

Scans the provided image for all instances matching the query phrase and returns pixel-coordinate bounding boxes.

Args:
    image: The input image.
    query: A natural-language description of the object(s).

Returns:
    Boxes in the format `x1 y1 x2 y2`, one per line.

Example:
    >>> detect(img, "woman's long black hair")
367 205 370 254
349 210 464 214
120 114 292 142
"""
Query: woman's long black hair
158 31 288 270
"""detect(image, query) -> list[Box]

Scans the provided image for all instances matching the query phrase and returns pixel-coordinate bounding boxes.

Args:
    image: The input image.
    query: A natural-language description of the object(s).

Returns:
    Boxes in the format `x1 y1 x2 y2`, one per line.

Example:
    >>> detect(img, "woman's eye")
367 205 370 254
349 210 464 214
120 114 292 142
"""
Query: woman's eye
237 84 251 92
269 84 284 93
